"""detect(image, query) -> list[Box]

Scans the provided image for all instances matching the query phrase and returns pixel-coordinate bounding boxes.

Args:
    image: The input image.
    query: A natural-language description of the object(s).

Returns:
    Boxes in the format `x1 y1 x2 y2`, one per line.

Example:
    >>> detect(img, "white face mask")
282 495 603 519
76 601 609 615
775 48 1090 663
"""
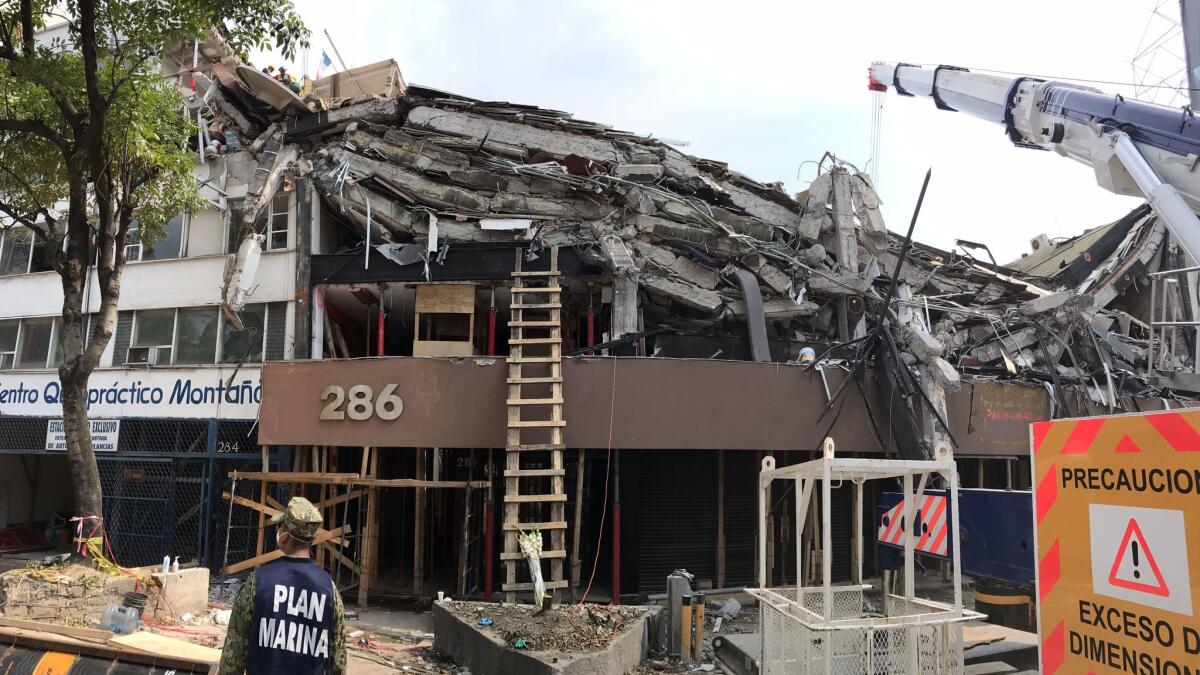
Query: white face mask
276 529 285 548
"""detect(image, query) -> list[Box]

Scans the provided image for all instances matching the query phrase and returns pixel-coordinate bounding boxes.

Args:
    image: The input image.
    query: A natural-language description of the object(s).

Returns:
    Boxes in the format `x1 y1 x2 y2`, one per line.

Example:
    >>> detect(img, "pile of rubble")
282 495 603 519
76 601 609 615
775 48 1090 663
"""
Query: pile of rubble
180 32 1195 446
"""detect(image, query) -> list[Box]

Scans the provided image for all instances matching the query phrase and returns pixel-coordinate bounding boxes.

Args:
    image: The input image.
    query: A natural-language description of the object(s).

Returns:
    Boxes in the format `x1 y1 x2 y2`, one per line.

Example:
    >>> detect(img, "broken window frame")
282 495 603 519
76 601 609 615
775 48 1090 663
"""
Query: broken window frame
127 303 274 366
225 192 292 255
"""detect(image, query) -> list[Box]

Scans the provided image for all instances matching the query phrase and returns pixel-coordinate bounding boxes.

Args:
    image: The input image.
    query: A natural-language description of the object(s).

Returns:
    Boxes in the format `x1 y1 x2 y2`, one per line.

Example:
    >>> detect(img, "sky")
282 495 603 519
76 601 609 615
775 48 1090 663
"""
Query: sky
256 0 1184 263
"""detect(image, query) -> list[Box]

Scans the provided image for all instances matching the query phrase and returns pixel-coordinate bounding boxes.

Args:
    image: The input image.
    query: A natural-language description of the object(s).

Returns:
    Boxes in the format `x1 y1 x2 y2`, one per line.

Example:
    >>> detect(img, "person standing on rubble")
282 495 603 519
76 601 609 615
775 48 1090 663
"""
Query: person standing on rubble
218 497 346 675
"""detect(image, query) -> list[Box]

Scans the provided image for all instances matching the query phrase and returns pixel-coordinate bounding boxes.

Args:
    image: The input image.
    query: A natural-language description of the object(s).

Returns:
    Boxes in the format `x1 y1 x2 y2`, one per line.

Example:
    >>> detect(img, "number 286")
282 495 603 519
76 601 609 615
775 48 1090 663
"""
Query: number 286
320 384 403 421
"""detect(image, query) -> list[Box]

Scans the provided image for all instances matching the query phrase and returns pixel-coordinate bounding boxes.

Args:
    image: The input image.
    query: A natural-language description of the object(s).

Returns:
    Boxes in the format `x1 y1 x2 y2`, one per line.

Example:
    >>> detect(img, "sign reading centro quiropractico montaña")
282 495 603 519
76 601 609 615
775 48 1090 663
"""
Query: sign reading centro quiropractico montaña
1032 409 1200 675
0 368 262 419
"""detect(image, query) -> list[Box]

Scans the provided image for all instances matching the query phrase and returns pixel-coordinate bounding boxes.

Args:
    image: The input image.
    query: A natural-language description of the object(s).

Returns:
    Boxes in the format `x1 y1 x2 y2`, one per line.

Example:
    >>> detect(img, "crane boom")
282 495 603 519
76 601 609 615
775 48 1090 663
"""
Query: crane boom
869 62 1200 262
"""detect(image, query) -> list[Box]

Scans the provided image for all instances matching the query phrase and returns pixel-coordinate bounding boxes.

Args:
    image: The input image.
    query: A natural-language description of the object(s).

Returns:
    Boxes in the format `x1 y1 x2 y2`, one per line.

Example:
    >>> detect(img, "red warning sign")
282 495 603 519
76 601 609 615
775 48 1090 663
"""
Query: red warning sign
1107 518 1168 597
876 494 948 557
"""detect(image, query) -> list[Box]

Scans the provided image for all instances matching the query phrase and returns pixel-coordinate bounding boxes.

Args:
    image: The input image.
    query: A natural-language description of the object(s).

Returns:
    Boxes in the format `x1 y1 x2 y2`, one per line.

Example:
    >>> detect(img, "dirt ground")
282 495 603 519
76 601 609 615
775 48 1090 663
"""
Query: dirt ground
446 600 648 654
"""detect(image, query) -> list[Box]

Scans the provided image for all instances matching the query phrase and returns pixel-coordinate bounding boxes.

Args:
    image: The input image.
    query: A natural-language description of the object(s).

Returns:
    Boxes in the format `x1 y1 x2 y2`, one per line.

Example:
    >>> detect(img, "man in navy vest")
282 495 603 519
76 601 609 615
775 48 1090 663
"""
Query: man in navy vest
219 497 346 674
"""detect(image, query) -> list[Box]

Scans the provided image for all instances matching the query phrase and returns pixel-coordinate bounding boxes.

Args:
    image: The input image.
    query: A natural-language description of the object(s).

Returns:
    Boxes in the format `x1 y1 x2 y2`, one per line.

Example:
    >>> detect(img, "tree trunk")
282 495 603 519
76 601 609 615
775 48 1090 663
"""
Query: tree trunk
59 373 102 517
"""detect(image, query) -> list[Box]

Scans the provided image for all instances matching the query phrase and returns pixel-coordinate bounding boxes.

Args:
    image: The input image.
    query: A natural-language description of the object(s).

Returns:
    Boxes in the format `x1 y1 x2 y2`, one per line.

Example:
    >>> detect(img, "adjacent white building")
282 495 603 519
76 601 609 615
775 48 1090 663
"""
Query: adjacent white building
0 32 316 566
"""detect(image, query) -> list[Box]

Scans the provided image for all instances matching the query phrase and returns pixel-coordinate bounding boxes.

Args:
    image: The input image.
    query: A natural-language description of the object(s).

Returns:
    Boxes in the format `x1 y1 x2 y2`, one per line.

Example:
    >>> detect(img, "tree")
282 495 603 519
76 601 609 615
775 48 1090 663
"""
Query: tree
0 1 306 523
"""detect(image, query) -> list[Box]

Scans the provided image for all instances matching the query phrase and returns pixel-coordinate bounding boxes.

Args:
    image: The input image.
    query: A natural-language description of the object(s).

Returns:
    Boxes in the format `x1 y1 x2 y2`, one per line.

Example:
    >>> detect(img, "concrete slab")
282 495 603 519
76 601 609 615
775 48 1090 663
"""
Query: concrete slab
433 602 654 675
148 568 209 621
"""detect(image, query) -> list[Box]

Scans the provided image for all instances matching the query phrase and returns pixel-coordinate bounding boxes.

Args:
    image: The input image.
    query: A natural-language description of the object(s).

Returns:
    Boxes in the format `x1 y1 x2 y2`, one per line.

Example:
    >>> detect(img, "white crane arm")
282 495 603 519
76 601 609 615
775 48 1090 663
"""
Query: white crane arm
869 62 1200 261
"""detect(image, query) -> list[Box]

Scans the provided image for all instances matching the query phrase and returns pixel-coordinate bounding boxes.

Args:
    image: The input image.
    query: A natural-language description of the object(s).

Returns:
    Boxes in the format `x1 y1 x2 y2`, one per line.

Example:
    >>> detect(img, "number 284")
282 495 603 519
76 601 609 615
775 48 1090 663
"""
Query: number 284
320 384 403 421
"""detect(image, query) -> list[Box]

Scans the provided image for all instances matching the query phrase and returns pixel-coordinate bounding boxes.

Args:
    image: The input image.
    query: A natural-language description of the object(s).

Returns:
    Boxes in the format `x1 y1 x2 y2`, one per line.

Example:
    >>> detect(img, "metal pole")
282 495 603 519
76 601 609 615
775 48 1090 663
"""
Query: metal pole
794 476 803 593
853 479 863 585
822 458 832 621
1150 277 1158 375
758 459 770 587
322 29 368 96
949 466 963 613
902 472 914 600
1113 132 1200 264
222 476 238 573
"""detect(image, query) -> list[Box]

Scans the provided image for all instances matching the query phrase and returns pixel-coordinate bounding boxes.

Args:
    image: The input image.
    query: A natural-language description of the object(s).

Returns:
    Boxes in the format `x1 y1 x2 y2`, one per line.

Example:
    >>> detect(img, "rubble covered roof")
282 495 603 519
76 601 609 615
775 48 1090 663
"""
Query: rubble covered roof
191 55 1197 407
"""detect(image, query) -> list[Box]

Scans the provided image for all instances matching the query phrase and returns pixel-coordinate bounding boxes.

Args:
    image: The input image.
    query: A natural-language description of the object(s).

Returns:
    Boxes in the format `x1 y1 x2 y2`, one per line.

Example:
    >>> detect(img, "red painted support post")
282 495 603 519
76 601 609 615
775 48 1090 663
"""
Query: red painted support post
487 308 497 356
587 307 595 354
611 448 621 605
611 502 621 605
376 310 386 356
483 502 495 601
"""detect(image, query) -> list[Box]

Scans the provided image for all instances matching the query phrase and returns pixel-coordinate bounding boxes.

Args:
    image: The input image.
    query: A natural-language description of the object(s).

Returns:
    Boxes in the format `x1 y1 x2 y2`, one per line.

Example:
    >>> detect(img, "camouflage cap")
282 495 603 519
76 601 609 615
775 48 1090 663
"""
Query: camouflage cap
270 496 322 543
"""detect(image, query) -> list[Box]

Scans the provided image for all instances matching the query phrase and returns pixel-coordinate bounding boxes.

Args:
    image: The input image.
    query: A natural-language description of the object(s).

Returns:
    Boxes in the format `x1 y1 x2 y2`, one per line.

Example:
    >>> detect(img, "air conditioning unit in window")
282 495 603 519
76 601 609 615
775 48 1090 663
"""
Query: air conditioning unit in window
127 346 170 365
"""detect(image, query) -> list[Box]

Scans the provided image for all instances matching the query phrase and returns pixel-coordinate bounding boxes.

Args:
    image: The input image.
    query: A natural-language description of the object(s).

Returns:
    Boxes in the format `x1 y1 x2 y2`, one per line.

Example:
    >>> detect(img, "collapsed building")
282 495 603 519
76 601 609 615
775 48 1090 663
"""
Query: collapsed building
183 31 1200 602
5 30 1195 611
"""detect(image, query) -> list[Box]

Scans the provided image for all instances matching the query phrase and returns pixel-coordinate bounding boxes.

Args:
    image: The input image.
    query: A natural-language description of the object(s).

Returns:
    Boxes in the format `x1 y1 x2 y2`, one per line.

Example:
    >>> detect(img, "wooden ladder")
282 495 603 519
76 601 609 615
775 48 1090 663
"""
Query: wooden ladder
503 247 569 603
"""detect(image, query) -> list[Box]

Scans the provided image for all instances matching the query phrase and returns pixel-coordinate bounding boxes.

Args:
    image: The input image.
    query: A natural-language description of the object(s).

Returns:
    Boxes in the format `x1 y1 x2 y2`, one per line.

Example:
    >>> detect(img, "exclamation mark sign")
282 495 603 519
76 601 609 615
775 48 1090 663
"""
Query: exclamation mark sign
1132 540 1141 579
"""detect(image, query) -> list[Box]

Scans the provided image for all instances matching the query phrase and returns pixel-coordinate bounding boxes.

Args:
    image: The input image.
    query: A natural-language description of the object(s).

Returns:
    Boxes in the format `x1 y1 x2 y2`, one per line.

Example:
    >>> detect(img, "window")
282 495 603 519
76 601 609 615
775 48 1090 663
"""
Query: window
0 228 32 276
221 303 265 363
0 317 65 369
16 317 53 369
126 213 185 262
267 193 289 251
174 307 219 364
0 320 16 369
125 303 274 366
129 309 175 365
227 193 290 254
0 227 53 275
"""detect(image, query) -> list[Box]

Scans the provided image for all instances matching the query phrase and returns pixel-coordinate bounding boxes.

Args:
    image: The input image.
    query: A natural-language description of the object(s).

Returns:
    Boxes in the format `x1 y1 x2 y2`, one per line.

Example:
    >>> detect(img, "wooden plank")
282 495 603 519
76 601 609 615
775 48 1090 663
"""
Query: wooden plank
510 304 562 311
501 550 566 560
507 356 561 364
223 525 351 575
231 471 359 484
0 617 113 641
506 398 564 406
504 493 567 503
503 520 567 531
511 443 566 451
414 283 476 313
509 337 562 345
256 445 269 558
507 420 567 428
321 539 360 575
503 468 566 477
356 478 489 489
507 376 562 384
509 320 562 327
316 488 367 510
511 270 560 277
510 287 561 294
360 448 380 606
501 579 570 592
110 631 221 664
571 448 585 596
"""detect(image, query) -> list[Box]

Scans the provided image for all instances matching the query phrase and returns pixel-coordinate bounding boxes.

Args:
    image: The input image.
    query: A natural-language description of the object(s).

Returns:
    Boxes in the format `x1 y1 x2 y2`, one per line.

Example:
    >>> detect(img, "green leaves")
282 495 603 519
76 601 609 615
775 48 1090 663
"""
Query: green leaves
0 0 308 244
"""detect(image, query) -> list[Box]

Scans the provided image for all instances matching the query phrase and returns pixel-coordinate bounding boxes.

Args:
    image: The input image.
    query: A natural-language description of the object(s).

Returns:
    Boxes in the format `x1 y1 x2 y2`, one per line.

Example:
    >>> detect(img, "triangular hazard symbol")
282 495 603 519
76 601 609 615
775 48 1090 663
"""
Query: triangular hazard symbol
1114 435 1141 453
1108 519 1169 597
